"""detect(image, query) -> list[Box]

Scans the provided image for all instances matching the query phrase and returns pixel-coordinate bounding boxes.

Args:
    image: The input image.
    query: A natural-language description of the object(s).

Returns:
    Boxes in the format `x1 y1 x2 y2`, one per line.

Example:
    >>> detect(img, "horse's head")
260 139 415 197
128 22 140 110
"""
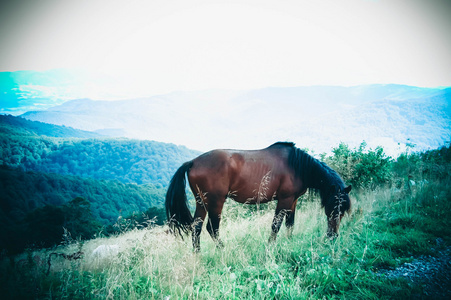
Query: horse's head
323 185 352 239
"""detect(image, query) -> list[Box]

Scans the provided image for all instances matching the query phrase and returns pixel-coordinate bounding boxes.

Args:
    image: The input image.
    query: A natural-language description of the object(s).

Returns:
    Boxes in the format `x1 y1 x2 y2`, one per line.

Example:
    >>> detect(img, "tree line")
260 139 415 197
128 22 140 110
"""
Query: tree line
323 141 451 189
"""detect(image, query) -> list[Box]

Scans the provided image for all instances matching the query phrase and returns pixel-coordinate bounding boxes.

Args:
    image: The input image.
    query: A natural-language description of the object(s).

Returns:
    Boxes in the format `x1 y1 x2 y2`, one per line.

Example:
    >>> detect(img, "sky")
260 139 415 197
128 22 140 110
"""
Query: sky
0 0 450 96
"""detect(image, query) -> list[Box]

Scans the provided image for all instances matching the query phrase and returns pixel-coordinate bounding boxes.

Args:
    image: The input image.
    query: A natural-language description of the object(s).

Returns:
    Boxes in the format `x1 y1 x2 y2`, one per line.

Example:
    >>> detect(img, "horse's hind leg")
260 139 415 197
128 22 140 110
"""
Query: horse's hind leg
206 196 225 248
192 203 207 252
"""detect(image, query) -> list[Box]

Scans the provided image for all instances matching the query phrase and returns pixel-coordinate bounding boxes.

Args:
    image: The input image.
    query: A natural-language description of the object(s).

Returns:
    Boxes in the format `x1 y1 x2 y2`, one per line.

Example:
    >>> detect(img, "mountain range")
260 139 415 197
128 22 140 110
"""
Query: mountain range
19 84 451 156
1 70 449 155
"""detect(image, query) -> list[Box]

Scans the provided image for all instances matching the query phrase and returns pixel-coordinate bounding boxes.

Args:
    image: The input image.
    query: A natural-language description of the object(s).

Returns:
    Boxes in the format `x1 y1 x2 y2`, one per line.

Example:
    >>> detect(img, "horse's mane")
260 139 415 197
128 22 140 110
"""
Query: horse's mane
269 142 346 207
269 141 296 148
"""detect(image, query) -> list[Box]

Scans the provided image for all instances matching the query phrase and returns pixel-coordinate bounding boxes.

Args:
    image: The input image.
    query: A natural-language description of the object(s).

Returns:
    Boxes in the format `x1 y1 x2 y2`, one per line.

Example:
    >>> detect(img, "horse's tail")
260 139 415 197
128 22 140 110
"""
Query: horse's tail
165 161 194 237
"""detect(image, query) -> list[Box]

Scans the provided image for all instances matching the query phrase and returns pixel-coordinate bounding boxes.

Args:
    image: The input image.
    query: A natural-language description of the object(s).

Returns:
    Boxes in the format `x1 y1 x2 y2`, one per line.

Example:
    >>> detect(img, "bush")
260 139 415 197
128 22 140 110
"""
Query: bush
2 197 102 253
324 142 392 189
392 144 451 185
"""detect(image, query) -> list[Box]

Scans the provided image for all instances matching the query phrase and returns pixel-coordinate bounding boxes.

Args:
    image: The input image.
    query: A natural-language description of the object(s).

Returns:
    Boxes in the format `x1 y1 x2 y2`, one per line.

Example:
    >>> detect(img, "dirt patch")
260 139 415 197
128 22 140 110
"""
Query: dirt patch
378 240 451 299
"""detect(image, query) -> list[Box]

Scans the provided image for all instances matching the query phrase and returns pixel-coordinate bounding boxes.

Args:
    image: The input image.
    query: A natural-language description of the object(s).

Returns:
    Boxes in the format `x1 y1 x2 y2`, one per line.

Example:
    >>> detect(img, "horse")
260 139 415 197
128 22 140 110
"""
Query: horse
165 142 351 251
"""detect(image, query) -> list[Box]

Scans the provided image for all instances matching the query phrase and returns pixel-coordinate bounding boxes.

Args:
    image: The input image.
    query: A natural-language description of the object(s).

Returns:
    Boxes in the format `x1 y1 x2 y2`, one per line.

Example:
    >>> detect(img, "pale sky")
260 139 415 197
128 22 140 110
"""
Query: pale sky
1 0 450 95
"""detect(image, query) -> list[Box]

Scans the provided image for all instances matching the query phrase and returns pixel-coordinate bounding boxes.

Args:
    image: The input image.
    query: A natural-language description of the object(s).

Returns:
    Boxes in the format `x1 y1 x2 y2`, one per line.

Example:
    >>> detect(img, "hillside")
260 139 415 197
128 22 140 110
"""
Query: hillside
20 85 451 155
0 114 102 138
0 116 200 187
0 116 200 253
0 165 165 253
2 145 450 299
0 166 164 223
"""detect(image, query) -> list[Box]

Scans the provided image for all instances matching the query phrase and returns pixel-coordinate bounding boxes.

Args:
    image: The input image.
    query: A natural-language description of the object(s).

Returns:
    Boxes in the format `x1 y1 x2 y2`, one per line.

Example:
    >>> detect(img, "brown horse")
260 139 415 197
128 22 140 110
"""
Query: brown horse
165 142 351 251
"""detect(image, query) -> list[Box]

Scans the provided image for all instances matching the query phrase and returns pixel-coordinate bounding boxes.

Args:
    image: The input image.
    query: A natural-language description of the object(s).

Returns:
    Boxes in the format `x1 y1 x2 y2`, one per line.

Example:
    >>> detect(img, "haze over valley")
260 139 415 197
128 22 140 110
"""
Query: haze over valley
12 80 450 156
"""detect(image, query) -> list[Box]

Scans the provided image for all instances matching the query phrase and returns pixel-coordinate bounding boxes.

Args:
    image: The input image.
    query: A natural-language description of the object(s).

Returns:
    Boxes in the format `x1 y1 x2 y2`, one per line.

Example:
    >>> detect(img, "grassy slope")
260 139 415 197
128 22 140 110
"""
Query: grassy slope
2 176 450 299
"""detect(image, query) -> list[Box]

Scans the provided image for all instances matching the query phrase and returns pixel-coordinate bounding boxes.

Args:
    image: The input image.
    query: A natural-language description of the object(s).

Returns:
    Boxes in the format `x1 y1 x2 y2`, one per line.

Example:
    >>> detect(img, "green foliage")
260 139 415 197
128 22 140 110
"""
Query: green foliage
63 197 102 240
0 131 199 187
0 115 200 188
2 196 102 253
24 205 65 249
1 143 450 299
393 143 451 182
324 142 392 189
0 166 166 253
105 206 167 235
0 166 164 224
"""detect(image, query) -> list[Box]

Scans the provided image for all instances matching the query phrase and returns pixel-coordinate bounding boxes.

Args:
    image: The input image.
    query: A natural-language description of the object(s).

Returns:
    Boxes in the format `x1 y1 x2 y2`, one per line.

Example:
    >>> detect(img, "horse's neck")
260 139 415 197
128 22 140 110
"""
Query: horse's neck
304 159 334 191
290 148 339 192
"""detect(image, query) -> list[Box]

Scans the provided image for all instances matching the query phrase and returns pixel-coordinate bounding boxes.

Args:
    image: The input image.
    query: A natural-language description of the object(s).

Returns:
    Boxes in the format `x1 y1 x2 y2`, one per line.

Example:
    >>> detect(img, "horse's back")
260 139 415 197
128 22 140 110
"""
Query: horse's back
191 149 231 174
187 147 294 202
188 149 233 196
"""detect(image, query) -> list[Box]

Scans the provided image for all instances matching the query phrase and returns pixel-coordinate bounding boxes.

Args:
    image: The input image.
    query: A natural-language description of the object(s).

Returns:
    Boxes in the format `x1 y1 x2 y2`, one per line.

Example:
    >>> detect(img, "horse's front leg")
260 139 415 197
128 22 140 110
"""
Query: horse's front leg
269 209 288 243
269 198 295 243
285 211 295 238
268 202 290 243
285 198 298 238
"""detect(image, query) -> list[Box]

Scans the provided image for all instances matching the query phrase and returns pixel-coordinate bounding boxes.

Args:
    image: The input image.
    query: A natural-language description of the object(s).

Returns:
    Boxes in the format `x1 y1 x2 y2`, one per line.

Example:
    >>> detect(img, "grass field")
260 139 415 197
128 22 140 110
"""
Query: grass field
2 173 450 299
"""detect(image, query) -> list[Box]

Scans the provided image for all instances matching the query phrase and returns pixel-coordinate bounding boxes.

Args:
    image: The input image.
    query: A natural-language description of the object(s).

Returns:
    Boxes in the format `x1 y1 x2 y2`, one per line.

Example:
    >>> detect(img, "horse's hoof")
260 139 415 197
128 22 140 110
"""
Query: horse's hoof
327 231 338 240
216 240 224 249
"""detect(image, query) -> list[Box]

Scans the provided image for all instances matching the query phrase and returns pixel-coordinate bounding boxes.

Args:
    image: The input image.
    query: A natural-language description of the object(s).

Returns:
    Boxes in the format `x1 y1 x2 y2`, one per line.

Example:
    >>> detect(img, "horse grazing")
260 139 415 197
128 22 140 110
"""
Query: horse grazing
165 142 351 251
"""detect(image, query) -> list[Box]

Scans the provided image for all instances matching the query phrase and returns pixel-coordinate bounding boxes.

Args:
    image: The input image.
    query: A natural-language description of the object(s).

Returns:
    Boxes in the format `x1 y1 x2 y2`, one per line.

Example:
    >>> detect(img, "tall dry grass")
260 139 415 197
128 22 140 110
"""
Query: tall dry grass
2 177 450 299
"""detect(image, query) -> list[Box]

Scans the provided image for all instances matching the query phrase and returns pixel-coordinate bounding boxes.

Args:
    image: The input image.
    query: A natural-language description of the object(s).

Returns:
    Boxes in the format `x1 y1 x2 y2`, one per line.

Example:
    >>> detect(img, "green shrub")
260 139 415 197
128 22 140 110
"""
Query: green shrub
324 142 392 189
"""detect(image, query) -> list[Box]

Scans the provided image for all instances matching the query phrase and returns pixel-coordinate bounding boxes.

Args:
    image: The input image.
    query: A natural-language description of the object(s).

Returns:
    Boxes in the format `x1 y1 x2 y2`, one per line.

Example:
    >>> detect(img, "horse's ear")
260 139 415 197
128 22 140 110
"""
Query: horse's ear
344 185 352 194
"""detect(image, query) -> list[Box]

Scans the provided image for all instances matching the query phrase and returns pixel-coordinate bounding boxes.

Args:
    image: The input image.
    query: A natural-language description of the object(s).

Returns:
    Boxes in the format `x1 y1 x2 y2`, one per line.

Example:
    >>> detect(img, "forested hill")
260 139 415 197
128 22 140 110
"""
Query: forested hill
0 165 166 253
0 115 200 253
1 164 167 221
0 114 102 138
1 115 200 187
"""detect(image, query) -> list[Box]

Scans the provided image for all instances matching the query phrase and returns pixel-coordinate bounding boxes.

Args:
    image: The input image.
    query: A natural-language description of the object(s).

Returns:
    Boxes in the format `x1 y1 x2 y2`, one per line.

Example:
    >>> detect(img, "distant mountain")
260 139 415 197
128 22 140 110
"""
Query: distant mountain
0 114 102 138
0 69 147 115
21 85 451 156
